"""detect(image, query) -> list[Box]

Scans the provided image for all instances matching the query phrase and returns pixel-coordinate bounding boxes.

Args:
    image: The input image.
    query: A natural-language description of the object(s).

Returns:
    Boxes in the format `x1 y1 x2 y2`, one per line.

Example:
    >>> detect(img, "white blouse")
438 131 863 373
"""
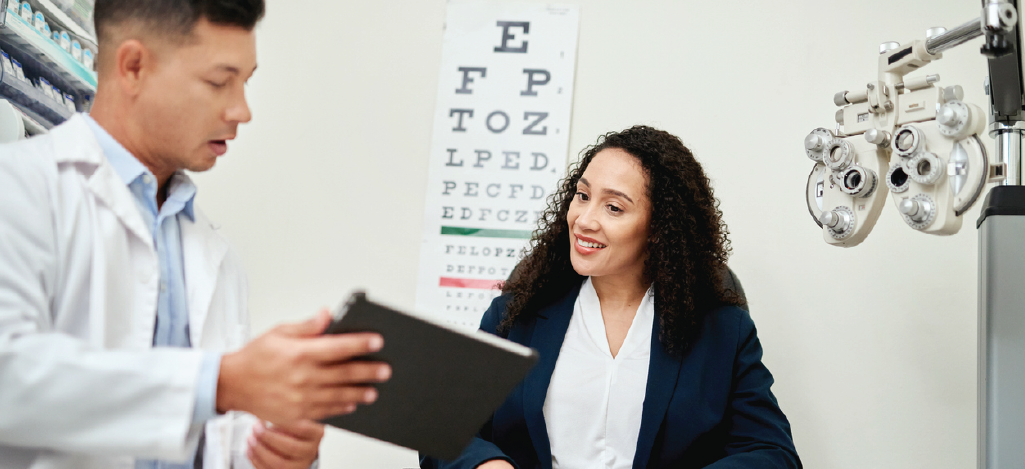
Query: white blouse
542 277 655 469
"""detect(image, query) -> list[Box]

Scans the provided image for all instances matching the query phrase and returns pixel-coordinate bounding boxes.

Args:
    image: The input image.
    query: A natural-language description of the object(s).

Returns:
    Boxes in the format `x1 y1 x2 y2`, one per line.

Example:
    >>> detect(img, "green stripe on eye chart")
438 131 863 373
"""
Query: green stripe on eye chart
440 226 533 239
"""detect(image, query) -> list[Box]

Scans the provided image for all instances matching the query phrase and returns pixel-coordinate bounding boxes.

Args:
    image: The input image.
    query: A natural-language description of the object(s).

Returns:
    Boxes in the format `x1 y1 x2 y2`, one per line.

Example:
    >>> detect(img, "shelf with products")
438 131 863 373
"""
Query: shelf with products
0 0 96 93
0 58 73 128
27 0 96 47
0 0 94 131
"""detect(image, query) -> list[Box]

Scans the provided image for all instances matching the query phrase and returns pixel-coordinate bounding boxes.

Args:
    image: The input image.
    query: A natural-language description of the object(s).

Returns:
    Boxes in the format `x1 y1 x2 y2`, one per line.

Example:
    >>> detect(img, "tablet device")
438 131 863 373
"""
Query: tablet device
321 291 538 460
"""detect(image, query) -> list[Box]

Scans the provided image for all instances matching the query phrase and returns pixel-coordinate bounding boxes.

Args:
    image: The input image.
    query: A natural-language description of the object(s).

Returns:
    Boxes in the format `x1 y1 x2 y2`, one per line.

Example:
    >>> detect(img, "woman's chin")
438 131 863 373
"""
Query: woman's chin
569 256 601 277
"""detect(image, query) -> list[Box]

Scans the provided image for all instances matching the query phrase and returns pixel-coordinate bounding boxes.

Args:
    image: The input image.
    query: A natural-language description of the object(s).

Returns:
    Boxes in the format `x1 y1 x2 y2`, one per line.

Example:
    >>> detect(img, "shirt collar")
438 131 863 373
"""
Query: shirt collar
83 114 196 221
577 277 655 359
165 173 198 221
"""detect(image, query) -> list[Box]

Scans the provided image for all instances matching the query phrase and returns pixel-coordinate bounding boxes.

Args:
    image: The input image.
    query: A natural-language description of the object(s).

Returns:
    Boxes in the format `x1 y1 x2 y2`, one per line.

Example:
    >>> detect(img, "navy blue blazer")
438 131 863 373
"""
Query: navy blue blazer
421 283 800 469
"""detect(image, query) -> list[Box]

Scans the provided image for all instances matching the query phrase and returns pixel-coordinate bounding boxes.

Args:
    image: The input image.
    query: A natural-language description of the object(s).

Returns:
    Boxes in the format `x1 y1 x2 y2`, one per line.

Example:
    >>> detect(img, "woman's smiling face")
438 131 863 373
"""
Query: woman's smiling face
567 148 652 280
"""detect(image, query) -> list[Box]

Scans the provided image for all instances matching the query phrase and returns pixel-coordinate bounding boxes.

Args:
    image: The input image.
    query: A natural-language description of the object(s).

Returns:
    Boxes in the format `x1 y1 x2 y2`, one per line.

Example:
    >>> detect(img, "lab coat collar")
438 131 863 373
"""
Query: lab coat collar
49 115 231 347
49 114 153 247
181 209 230 347
82 113 147 187
82 114 198 222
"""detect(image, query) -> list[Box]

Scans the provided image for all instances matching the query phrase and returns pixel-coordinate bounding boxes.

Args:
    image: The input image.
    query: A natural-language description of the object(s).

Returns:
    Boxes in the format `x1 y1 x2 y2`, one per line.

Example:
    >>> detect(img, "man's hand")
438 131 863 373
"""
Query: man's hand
217 310 391 424
247 420 324 469
477 460 515 469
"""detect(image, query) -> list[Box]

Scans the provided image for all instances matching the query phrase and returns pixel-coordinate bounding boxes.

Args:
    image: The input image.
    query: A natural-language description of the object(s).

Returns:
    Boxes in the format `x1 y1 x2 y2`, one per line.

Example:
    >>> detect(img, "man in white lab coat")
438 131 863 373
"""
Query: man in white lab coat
0 1 391 468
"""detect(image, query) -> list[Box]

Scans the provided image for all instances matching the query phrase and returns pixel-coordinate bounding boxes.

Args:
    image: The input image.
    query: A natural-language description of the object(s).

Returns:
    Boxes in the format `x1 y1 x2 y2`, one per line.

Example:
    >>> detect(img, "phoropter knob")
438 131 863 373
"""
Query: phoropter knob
898 198 932 222
805 134 827 152
864 129 891 147
804 128 836 163
819 210 851 232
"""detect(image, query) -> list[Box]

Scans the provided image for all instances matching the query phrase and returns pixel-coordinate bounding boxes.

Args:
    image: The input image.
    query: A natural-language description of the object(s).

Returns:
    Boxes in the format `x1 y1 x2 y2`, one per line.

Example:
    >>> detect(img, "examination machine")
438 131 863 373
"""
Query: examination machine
801 0 1025 466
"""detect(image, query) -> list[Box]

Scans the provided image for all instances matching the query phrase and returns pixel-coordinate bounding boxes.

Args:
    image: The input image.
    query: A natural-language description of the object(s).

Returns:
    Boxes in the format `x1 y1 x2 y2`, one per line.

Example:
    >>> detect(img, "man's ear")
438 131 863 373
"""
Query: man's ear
113 39 154 97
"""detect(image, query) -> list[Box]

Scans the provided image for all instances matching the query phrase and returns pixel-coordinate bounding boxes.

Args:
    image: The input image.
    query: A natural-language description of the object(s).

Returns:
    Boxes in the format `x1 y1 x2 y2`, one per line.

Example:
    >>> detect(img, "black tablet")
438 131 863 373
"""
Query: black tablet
321 291 538 460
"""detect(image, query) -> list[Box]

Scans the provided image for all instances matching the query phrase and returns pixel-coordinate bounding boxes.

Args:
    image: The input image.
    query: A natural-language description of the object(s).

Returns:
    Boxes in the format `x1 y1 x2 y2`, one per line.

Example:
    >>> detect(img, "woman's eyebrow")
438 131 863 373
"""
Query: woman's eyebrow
602 188 634 204
580 178 634 204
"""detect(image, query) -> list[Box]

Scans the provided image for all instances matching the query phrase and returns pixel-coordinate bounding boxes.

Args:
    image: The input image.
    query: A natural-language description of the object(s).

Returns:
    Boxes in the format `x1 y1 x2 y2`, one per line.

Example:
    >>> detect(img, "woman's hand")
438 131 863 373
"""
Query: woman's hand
476 460 515 469
246 419 324 469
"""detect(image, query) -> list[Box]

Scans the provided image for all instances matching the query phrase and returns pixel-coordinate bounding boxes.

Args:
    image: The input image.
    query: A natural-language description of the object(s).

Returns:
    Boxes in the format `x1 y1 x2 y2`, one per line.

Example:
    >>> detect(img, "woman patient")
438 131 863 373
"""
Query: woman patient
422 125 800 469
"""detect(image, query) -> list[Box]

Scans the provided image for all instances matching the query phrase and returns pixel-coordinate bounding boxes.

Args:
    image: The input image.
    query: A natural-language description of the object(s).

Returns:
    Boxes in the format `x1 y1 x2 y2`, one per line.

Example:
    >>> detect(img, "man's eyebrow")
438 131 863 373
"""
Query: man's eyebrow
213 64 258 75
213 64 241 74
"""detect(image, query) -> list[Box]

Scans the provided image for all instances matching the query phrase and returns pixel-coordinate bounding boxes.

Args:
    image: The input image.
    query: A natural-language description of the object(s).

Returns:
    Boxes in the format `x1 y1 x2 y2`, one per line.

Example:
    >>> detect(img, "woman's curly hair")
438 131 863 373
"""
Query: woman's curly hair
499 125 742 353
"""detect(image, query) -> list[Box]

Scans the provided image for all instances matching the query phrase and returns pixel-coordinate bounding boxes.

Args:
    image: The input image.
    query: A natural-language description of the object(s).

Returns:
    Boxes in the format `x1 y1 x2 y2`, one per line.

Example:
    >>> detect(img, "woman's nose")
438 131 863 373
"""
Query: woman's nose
575 204 601 231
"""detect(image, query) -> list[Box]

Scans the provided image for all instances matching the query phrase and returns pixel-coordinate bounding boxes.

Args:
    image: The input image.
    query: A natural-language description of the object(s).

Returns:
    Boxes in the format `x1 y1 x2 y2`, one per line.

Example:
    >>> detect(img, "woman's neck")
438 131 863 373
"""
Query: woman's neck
591 273 649 314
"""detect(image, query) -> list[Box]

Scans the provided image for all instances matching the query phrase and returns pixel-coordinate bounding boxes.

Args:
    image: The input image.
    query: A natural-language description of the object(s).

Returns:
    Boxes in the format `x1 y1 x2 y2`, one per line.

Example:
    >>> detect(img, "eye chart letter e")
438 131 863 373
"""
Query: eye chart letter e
415 2 579 329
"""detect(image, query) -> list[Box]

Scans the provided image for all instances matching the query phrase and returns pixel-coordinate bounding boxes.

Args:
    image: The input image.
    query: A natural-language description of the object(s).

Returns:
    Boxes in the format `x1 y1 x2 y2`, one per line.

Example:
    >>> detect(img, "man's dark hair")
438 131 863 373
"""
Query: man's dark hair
94 0 265 44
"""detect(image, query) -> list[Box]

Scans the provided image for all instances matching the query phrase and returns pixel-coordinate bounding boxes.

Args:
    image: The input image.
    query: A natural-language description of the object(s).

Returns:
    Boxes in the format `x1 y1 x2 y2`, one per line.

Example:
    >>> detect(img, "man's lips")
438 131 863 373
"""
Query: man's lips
209 140 228 156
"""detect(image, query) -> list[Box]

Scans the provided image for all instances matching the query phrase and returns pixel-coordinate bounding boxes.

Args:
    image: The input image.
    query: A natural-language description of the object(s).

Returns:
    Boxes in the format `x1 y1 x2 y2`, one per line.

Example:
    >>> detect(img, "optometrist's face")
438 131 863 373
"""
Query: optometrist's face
137 18 256 172
567 148 651 281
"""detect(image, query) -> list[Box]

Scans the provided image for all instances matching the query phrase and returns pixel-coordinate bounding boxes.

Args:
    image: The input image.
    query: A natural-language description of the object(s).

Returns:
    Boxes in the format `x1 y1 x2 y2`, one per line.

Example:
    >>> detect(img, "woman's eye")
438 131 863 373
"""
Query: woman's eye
576 192 589 201
608 205 622 213
207 80 227 89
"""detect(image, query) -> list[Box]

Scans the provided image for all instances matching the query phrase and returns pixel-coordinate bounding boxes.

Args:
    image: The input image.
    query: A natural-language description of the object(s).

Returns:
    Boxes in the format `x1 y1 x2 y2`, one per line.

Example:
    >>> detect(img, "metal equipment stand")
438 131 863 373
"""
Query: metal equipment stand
976 1 1025 467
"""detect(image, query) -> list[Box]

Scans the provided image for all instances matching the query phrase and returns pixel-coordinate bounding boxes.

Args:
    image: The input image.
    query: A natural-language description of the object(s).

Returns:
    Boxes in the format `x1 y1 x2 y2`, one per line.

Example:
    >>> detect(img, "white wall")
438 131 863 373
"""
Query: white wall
191 1 994 467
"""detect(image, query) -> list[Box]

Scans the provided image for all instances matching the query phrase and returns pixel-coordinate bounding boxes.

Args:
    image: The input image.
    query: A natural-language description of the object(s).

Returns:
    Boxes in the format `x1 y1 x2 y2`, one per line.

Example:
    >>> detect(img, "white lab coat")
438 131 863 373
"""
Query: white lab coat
0 115 257 469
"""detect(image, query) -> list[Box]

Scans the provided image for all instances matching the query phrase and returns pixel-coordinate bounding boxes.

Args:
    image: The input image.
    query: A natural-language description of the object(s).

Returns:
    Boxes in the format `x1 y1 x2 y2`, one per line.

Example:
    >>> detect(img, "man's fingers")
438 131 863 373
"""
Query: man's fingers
303 386 378 420
255 426 310 460
247 452 269 469
275 310 333 337
265 419 325 442
319 402 357 418
313 385 379 407
312 361 391 386
247 450 271 469
246 440 278 469
248 438 288 469
299 333 384 362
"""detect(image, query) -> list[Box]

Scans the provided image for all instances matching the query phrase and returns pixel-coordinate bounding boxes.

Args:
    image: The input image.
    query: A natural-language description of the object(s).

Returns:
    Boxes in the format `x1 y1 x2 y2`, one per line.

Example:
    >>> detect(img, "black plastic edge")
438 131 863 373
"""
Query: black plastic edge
977 186 1025 228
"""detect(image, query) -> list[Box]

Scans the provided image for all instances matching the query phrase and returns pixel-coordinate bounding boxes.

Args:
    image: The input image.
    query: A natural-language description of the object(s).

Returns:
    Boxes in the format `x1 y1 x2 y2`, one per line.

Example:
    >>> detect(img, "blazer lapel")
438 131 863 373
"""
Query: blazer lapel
633 316 684 468
523 283 581 469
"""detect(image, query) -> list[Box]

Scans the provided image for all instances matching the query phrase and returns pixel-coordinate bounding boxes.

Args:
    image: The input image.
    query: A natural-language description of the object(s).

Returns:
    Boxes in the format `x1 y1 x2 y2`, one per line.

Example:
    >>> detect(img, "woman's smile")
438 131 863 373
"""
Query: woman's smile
574 234 608 254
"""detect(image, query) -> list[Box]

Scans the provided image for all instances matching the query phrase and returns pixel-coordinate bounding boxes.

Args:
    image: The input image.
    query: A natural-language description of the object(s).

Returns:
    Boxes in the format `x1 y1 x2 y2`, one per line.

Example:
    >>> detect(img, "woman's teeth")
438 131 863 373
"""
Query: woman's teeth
577 238 607 249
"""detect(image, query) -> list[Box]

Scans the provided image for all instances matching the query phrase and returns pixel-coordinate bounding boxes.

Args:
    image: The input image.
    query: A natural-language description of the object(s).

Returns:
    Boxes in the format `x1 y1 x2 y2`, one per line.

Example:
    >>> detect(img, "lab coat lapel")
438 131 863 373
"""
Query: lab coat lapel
84 164 153 246
180 210 229 347
50 115 153 246
632 315 684 468
523 283 581 469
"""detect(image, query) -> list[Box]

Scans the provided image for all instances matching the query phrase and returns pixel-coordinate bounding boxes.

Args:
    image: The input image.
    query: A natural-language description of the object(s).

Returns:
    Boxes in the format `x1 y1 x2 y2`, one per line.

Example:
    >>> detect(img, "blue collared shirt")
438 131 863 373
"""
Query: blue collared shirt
84 115 221 469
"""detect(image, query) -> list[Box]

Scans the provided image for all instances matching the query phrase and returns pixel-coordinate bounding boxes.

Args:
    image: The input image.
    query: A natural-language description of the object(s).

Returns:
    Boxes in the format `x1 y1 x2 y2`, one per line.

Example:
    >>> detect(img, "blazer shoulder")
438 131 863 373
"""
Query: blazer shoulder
479 294 513 336
481 283 583 336
701 304 757 344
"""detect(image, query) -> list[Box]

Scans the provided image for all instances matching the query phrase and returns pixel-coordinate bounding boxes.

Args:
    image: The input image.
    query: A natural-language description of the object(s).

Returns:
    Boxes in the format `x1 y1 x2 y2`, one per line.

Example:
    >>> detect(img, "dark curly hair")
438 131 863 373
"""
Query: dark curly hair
499 125 741 353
